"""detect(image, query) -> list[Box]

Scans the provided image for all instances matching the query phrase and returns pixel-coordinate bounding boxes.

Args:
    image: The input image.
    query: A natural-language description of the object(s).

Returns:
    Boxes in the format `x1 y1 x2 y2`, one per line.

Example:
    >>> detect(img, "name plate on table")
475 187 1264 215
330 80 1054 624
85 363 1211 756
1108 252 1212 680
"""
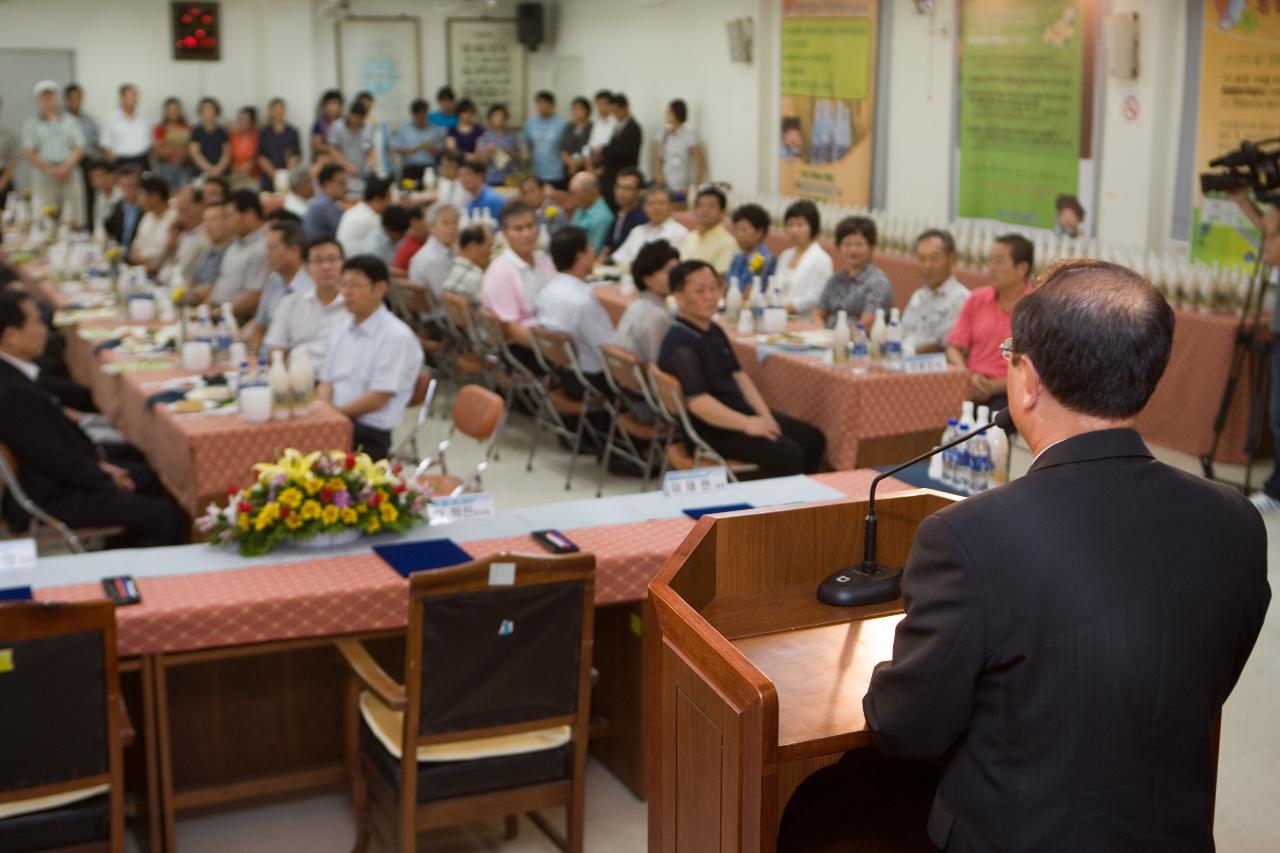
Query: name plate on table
897 353 950 374
662 467 728 497
0 539 36 574
428 492 496 525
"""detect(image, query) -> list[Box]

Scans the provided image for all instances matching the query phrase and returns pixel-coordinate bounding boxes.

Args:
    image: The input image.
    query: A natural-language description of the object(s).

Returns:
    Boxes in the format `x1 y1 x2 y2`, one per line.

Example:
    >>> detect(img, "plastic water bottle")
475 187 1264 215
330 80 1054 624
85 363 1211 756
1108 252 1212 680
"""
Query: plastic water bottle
869 308 887 358
940 418 959 485
850 322 871 373
768 281 783 310
884 316 903 362
269 350 291 419
214 312 234 355
831 309 850 365
193 305 214 345
953 424 971 494
969 430 991 493
234 359 250 396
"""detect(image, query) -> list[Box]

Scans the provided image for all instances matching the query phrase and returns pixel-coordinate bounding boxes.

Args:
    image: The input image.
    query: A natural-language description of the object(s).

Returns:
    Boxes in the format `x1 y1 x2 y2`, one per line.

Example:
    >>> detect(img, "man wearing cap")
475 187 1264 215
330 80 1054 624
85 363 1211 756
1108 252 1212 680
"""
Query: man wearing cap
22 80 86 226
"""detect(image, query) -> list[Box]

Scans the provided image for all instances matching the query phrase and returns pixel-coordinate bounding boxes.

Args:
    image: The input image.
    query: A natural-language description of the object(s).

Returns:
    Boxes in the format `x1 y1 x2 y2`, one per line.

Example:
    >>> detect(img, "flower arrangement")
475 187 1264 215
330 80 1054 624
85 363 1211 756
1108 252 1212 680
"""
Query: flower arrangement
749 253 765 274
197 448 430 556
544 205 560 220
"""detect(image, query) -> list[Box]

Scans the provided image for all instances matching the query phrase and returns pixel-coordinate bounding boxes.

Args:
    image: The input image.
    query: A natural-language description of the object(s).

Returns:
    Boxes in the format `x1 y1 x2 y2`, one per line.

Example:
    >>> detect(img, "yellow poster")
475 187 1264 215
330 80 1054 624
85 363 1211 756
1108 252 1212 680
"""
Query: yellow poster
778 0 877 205
1192 1 1280 266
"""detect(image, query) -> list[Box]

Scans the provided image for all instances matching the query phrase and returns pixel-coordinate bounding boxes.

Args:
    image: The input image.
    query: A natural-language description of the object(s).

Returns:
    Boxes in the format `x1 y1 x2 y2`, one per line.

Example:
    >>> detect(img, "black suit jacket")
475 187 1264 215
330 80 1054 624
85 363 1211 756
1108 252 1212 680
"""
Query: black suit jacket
863 428 1270 852
600 117 642 205
0 359 112 527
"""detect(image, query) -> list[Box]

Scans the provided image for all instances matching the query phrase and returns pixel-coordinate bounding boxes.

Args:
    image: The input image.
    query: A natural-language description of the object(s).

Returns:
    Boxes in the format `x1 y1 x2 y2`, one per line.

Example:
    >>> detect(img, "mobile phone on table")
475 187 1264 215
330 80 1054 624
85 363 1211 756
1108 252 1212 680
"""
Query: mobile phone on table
531 529 580 554
102 576 142 606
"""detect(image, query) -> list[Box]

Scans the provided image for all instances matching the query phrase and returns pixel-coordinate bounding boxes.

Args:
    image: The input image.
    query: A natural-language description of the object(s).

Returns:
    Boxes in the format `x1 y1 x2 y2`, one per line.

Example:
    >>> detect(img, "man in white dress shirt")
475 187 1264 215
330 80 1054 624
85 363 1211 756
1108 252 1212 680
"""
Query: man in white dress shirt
100 84 151 170
245 220 313 354
535 226 615 399
407 202 459 294
611 183 689 268
127 173 175 272
265 237 346 368
316 255 421 461
335 176 391 257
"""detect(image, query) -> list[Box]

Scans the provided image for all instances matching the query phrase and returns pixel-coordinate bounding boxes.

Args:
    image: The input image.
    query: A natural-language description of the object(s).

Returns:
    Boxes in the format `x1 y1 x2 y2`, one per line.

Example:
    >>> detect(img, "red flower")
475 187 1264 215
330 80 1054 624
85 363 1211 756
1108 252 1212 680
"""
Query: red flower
280 505 291 519
393 483 407 494
320 487 334 503
368 491 382 507
344 452 356 470
237 501 252 513
392 464 402 475
226 484 239 496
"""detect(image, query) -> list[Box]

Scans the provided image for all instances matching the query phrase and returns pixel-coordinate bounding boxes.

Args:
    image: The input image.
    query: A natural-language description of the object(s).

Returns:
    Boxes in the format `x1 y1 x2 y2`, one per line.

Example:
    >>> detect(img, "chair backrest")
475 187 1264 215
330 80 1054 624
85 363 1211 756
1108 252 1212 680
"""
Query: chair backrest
391 277 434 317
528 325 574 371
0 601 121 805
439 290 474 331
452 384 505 441
0 441 16 505
408 369 434 408
599 343 650 397
403 553 595 742
476 309 531 375
648 364 688 425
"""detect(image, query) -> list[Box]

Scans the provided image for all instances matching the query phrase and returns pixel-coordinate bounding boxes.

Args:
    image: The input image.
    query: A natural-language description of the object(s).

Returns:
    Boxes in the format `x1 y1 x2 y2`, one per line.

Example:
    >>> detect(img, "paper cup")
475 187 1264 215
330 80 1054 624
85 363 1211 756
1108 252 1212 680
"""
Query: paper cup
238 385 272 423
762 307 788 334
127 297 156 322
181 341 213 372
228 342 248 366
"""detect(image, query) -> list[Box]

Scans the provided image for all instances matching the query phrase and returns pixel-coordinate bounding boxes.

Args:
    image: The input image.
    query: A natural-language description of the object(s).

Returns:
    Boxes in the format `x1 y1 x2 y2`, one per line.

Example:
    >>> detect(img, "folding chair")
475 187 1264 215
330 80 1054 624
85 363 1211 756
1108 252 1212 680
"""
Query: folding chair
647 364 761 482
475 308 549 435
413 384 506 497
595 344 673 497
0 443 122 553
389 370 439 464
527 326 605 490
439 292 499 399
338 552 595 853
0 601 132 853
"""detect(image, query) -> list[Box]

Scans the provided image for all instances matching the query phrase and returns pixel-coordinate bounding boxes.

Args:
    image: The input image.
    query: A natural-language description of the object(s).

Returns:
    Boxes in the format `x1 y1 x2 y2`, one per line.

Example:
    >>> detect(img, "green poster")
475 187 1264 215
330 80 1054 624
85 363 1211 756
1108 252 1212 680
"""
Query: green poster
957 0 1084 228
782 18 872 100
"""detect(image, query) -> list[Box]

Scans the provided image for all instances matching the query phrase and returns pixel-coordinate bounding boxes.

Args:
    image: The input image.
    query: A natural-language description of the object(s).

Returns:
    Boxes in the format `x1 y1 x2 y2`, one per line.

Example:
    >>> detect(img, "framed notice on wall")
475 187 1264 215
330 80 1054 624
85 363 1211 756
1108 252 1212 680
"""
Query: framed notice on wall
447 18 527 124
337 17 422 127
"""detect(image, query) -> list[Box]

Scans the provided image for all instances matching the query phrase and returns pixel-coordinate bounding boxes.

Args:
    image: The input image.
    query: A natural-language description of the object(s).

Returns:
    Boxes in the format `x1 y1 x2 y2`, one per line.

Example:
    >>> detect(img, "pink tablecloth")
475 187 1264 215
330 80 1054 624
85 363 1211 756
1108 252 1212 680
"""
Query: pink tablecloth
37 470 907 656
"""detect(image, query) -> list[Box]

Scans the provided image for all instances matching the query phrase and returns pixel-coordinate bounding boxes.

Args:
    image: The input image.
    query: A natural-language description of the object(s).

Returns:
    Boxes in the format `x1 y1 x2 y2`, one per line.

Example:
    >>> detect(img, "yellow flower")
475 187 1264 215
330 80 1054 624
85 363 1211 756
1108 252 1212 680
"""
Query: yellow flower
365 516 381 534
285 514 304 530
41 204 59 218
170 287 187 305
322 505 340 525
255 448 323 484
749 253 764 273
357 503 368 515
353 454 393 487
545 205 559 219
340 507 358 525
327 477 347 492
237 513 251 531
303 476 323 495
278 488 303 509
379 502 399 523
401 178 416 190
105 247 123 261
301 500 322 521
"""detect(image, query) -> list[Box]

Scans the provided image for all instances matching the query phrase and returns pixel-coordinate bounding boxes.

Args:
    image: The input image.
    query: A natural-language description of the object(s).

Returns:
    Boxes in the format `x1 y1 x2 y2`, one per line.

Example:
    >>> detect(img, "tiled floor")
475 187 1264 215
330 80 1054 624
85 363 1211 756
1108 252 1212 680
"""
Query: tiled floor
125 408 1280 852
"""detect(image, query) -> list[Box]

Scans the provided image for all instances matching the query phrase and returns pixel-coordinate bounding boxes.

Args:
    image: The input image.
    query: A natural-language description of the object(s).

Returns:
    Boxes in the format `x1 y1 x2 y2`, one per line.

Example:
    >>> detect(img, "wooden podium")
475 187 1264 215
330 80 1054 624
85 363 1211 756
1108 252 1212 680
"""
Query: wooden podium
646 490 958 852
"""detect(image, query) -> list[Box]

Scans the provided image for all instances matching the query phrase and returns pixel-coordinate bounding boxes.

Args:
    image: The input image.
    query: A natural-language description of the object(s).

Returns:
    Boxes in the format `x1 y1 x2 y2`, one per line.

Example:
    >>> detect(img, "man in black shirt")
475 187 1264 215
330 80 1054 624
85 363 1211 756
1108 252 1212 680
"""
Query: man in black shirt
656 260 824 476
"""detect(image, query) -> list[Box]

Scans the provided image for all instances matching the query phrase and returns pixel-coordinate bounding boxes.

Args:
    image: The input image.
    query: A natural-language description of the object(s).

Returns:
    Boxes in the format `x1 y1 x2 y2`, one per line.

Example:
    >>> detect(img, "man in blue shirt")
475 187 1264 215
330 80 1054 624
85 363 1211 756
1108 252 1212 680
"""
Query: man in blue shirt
303 163 348 241
726 203 776 295
524 90 569 189
568 172 614 253
460 160 505 222
428 86 458 130
394 99 446 185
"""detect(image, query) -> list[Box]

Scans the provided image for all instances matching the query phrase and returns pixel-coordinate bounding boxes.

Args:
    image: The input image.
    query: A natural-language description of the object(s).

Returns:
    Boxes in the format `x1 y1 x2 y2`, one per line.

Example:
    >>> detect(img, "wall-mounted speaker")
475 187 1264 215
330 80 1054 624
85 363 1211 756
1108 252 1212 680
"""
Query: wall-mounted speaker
1105 12 1140 80
517 3 545 52
726 16 753 64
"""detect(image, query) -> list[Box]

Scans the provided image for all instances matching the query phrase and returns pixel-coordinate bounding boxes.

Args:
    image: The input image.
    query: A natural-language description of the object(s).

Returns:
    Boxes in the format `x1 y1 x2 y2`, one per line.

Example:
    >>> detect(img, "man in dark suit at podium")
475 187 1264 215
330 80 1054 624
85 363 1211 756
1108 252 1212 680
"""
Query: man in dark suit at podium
862 260 1270 851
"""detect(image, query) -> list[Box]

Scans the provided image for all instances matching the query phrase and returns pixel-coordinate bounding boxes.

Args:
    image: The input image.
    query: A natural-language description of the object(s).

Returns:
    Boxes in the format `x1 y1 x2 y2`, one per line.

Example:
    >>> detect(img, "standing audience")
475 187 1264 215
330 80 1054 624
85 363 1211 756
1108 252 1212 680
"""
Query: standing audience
655 98 703 200
23 80 86 224
526 90 568 189
395 99 445 184
153 97 192 189
598 93 641 208
101 84 151 170
189 97 230 180
477 104 521 187
257 98 301 191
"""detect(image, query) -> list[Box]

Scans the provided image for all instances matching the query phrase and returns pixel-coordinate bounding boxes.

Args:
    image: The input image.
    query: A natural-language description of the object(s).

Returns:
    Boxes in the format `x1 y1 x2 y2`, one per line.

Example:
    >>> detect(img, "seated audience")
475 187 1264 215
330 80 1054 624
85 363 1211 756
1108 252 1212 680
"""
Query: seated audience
336 176 390 257
535 226 615 399
726 203 776 295
616 239 680 364
655 98 703 200
679 186 737 275
947 233 1035 410
902 228 968 353
612 183 689 268
481 201 555 362
104 165 142 251
128 173 176 272
391 205 428 273
256 97 301 192
441 224 492 306
445 99 483 154
303 163 347 241
327 101 373 189
477 103 521 187
186 203 233 303
86 159 121 232
0 290 184 548
265 238 346 367
407 202 460 293
1055 193 1085 239
657 261 825 476
775 199 833 315
525 90 568 189
283 166 314 218
162 185 207 281
201 175 229 207
459 159 505 222
817 216 892 328
188 97 229 180
211 190 270 321
316 255 422 461
246 219 312 353
569 171 614 252
395 98 444 184
434 150 468 212
601 167 647 261
356 204 409 265
518 176 559 233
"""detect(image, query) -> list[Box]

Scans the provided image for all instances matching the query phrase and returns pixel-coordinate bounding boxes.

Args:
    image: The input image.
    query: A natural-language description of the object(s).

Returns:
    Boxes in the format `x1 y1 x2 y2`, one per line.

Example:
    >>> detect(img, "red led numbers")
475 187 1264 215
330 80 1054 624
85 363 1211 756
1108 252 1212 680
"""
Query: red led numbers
172 1 220 60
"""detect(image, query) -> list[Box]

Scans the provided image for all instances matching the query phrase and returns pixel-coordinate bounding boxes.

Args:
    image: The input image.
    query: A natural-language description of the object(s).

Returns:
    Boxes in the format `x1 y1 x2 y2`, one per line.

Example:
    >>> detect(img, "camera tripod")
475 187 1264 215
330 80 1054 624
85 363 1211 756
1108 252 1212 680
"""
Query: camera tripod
1201 252 1274 491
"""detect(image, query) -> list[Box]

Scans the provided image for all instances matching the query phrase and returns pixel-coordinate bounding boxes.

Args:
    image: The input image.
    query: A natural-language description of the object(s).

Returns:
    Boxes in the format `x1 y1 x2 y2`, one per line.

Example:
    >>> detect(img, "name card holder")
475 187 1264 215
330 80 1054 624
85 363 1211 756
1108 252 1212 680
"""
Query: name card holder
427 492 496 525
662 467 729 497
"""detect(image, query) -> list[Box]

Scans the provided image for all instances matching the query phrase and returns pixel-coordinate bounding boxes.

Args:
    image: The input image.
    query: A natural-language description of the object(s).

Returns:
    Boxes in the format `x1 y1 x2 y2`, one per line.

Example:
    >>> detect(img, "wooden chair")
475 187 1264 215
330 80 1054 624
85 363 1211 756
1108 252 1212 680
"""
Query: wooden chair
527 326 605 490
595 344 673 497
413 384 506 497
0 601 131 853
337 552 595 853
647 365 760 482
389 370 439 464
0 443 122 553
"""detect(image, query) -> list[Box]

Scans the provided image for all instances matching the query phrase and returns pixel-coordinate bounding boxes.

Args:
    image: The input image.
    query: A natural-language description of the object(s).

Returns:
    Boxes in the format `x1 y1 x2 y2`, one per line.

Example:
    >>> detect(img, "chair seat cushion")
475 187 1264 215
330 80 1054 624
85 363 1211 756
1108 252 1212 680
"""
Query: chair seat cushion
360 718 570 804
360 691 571 762
546 389 584 415
419 474 464 498
0 792 109 853
665 443 754 472
617 413 657 441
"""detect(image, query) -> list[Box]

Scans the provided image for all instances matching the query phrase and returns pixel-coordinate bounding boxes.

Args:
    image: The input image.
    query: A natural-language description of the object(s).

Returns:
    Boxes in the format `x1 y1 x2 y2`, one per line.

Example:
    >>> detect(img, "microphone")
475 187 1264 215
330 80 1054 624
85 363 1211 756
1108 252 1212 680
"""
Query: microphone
817 408 1014 607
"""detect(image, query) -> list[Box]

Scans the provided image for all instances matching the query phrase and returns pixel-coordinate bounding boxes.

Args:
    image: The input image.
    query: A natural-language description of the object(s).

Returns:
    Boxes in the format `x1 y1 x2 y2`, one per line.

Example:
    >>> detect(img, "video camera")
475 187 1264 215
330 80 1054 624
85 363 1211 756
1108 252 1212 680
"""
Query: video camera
1200 138 1280 203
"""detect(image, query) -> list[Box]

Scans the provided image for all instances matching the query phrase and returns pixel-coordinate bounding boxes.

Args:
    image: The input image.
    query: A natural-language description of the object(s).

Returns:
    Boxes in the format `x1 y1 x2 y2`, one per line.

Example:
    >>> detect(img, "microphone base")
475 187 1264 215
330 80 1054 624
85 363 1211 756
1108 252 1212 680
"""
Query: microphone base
817 562 903 607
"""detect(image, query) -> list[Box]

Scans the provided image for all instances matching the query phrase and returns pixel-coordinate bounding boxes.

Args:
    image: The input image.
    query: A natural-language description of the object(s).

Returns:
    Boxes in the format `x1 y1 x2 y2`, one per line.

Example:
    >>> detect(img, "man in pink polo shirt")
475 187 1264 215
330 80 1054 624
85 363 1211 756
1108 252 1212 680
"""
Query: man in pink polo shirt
480 200 555 369
946 233 1034 411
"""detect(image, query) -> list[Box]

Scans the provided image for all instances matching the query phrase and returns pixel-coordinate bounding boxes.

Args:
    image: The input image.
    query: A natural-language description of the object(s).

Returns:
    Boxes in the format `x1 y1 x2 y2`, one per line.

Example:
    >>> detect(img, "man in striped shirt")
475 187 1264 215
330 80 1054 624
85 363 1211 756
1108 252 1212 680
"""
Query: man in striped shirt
22 80 85 226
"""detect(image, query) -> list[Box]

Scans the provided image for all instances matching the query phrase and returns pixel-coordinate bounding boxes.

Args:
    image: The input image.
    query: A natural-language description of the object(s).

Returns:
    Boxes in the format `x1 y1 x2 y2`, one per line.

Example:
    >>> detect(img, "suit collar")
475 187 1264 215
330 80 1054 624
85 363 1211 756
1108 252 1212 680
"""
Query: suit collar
1027 428 1153 475
0 356 38 385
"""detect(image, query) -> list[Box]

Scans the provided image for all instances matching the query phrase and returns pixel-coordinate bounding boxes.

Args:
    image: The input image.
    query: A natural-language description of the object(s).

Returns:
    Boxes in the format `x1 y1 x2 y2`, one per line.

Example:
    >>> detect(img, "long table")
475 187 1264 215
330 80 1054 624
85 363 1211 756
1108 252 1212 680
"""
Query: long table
21 468 908 851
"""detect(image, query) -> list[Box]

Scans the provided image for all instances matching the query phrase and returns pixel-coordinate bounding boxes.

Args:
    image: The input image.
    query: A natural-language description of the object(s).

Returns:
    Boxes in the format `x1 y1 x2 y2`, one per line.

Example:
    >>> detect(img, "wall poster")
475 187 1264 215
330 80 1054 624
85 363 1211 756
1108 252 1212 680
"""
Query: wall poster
337 17 422 127
447 18 528 125
778 0 878 205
